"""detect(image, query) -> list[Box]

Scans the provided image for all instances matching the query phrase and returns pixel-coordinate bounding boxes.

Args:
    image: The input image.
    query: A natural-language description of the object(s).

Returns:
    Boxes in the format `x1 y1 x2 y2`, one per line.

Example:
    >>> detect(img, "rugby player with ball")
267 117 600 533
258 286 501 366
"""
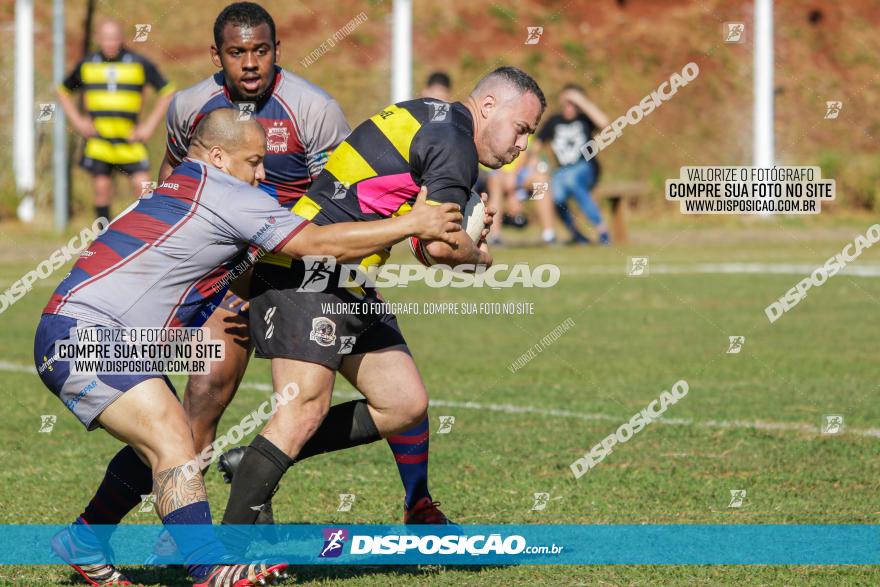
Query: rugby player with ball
220 66 546 529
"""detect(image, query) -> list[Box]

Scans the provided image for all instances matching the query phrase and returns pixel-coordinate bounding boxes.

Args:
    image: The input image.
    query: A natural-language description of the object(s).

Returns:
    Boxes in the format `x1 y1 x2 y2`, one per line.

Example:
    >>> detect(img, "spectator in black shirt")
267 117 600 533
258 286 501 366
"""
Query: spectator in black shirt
536 85 610 244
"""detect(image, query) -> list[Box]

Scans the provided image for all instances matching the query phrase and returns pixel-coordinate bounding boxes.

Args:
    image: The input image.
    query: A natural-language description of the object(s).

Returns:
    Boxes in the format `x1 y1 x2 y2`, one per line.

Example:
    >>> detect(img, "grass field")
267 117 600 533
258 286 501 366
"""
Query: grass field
0 217 878 585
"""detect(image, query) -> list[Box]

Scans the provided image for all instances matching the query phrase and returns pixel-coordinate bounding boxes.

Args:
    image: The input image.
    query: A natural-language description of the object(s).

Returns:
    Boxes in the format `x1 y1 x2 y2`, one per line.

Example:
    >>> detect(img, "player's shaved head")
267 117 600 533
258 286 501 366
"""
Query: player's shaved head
470 66 546 111
190 108 264 152
465 66 546 169
188 108 267 187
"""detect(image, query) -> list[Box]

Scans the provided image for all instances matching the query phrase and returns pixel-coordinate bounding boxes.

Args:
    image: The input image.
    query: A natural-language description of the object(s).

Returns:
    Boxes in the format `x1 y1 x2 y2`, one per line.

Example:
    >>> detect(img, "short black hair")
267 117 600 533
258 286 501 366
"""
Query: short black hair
214 2 276 49
426 71 451 89
485 66 546 111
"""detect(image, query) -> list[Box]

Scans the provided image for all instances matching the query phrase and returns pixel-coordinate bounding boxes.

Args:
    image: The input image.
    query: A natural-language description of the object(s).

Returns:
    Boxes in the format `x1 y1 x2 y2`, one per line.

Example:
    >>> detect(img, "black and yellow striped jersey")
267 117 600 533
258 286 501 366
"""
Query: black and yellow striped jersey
286 98 478 269
61 48 174 142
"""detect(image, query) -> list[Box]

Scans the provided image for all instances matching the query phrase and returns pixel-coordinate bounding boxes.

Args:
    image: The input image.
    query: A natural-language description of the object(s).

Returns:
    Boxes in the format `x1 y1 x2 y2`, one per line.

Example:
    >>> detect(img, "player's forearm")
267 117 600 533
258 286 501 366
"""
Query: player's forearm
56 91 87 128
282 216 419 262
425 233 485 267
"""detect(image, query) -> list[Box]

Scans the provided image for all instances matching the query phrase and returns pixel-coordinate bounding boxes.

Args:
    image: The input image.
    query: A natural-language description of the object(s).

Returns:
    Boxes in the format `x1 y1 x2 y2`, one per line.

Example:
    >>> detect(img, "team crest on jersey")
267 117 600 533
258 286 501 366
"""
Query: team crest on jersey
266 121 290 153
310 317 336 347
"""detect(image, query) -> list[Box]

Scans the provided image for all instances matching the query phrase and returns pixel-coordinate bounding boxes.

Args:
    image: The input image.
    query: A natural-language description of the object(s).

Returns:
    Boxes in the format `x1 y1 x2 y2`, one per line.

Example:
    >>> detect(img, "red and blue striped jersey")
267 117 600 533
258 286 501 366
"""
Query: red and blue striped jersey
165 67 350 209
43 159 308 328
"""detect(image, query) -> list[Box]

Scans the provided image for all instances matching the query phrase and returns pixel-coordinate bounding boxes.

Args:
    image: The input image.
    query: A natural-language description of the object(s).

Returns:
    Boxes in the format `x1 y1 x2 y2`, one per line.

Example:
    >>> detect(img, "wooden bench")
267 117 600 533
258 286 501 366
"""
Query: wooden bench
593 181 652 244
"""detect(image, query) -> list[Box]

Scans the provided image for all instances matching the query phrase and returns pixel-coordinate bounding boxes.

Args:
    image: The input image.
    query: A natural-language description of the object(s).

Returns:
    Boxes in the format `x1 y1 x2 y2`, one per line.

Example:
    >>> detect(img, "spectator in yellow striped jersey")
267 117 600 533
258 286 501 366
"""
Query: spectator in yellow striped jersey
57 19 175 220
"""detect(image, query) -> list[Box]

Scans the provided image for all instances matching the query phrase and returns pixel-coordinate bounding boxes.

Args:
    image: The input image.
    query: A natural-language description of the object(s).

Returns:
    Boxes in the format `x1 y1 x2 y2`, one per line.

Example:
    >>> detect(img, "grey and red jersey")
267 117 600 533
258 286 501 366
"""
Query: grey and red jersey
165 66 350 209
43 159 308 328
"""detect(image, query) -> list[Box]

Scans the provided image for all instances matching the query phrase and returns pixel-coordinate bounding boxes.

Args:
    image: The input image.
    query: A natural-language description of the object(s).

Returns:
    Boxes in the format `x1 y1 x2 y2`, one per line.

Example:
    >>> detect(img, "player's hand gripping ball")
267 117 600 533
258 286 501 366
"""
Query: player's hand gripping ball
409 191 486 266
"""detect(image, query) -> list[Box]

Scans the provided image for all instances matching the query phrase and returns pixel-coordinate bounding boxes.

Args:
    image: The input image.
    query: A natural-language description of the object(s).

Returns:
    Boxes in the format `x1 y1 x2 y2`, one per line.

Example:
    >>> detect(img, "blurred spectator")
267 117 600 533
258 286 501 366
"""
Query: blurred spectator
421 71 452 101
535 84 610 245
486 137 557 245
57 19 175 220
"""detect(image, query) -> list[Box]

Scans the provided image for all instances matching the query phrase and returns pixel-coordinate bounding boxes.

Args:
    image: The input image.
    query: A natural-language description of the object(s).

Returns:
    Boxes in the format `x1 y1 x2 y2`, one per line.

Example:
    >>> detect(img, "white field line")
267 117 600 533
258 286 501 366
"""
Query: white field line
571 262 880 277
8 358 878 439
233 382 880 439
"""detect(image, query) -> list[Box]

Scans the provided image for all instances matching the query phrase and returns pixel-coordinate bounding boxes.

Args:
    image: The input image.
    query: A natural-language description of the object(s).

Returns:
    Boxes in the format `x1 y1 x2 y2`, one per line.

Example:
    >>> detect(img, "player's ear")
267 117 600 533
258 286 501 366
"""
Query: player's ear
208 146 225 170
274 40 281 62
480 94 497 118
210 45 222 69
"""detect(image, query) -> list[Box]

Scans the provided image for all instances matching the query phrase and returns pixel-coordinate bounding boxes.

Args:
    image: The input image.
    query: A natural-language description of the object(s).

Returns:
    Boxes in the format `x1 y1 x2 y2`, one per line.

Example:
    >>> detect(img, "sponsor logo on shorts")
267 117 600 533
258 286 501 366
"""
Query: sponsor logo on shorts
39 354 59 374
263 306 277 340
320 528 348 558
338 336 356 354
66 379 98 412
310 317 336 347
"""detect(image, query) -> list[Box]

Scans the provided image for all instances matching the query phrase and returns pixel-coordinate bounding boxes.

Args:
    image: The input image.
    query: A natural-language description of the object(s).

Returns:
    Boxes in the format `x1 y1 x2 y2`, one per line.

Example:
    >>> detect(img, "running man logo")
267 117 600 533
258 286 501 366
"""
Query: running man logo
531 492 550 511
427 101 450 123
338 336 356 355
524 27 544 45
437 415 455 434
319 528 348 558
140 181 157 198
724 22 745 43
531 182 549 201
337 494 356 512
37 103 56 123
628 257 649 277
727 336 745 354
821 414 844 435
133 24 152 42
38 415 57 433
824 101 843 119
728 489 747 508
263 306 277 340
237 102 256 122
138 494 156 513
298 256 336 292
332 181 349 199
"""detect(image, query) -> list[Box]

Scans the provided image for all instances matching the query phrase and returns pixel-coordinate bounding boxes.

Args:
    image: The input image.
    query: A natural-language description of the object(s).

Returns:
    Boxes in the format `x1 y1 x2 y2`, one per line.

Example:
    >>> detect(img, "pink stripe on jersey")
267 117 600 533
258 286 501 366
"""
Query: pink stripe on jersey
356 173 419 216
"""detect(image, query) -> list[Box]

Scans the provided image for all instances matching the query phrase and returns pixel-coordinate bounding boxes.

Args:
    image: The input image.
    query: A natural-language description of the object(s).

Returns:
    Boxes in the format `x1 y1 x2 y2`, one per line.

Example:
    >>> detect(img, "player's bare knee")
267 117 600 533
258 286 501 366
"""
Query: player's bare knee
400 392 429 428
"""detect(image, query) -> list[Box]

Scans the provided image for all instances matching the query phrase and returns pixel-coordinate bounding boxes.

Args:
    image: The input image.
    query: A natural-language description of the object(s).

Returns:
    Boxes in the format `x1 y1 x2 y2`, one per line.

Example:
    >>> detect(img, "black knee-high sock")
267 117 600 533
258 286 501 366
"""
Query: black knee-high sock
80 445 153 525
222 434 293 525
294 399 381 462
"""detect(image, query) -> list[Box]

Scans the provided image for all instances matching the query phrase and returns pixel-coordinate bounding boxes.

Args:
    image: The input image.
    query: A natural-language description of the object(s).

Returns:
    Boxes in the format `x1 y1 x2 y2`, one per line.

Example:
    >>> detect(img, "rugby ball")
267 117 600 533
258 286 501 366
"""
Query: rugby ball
409 191 486 267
